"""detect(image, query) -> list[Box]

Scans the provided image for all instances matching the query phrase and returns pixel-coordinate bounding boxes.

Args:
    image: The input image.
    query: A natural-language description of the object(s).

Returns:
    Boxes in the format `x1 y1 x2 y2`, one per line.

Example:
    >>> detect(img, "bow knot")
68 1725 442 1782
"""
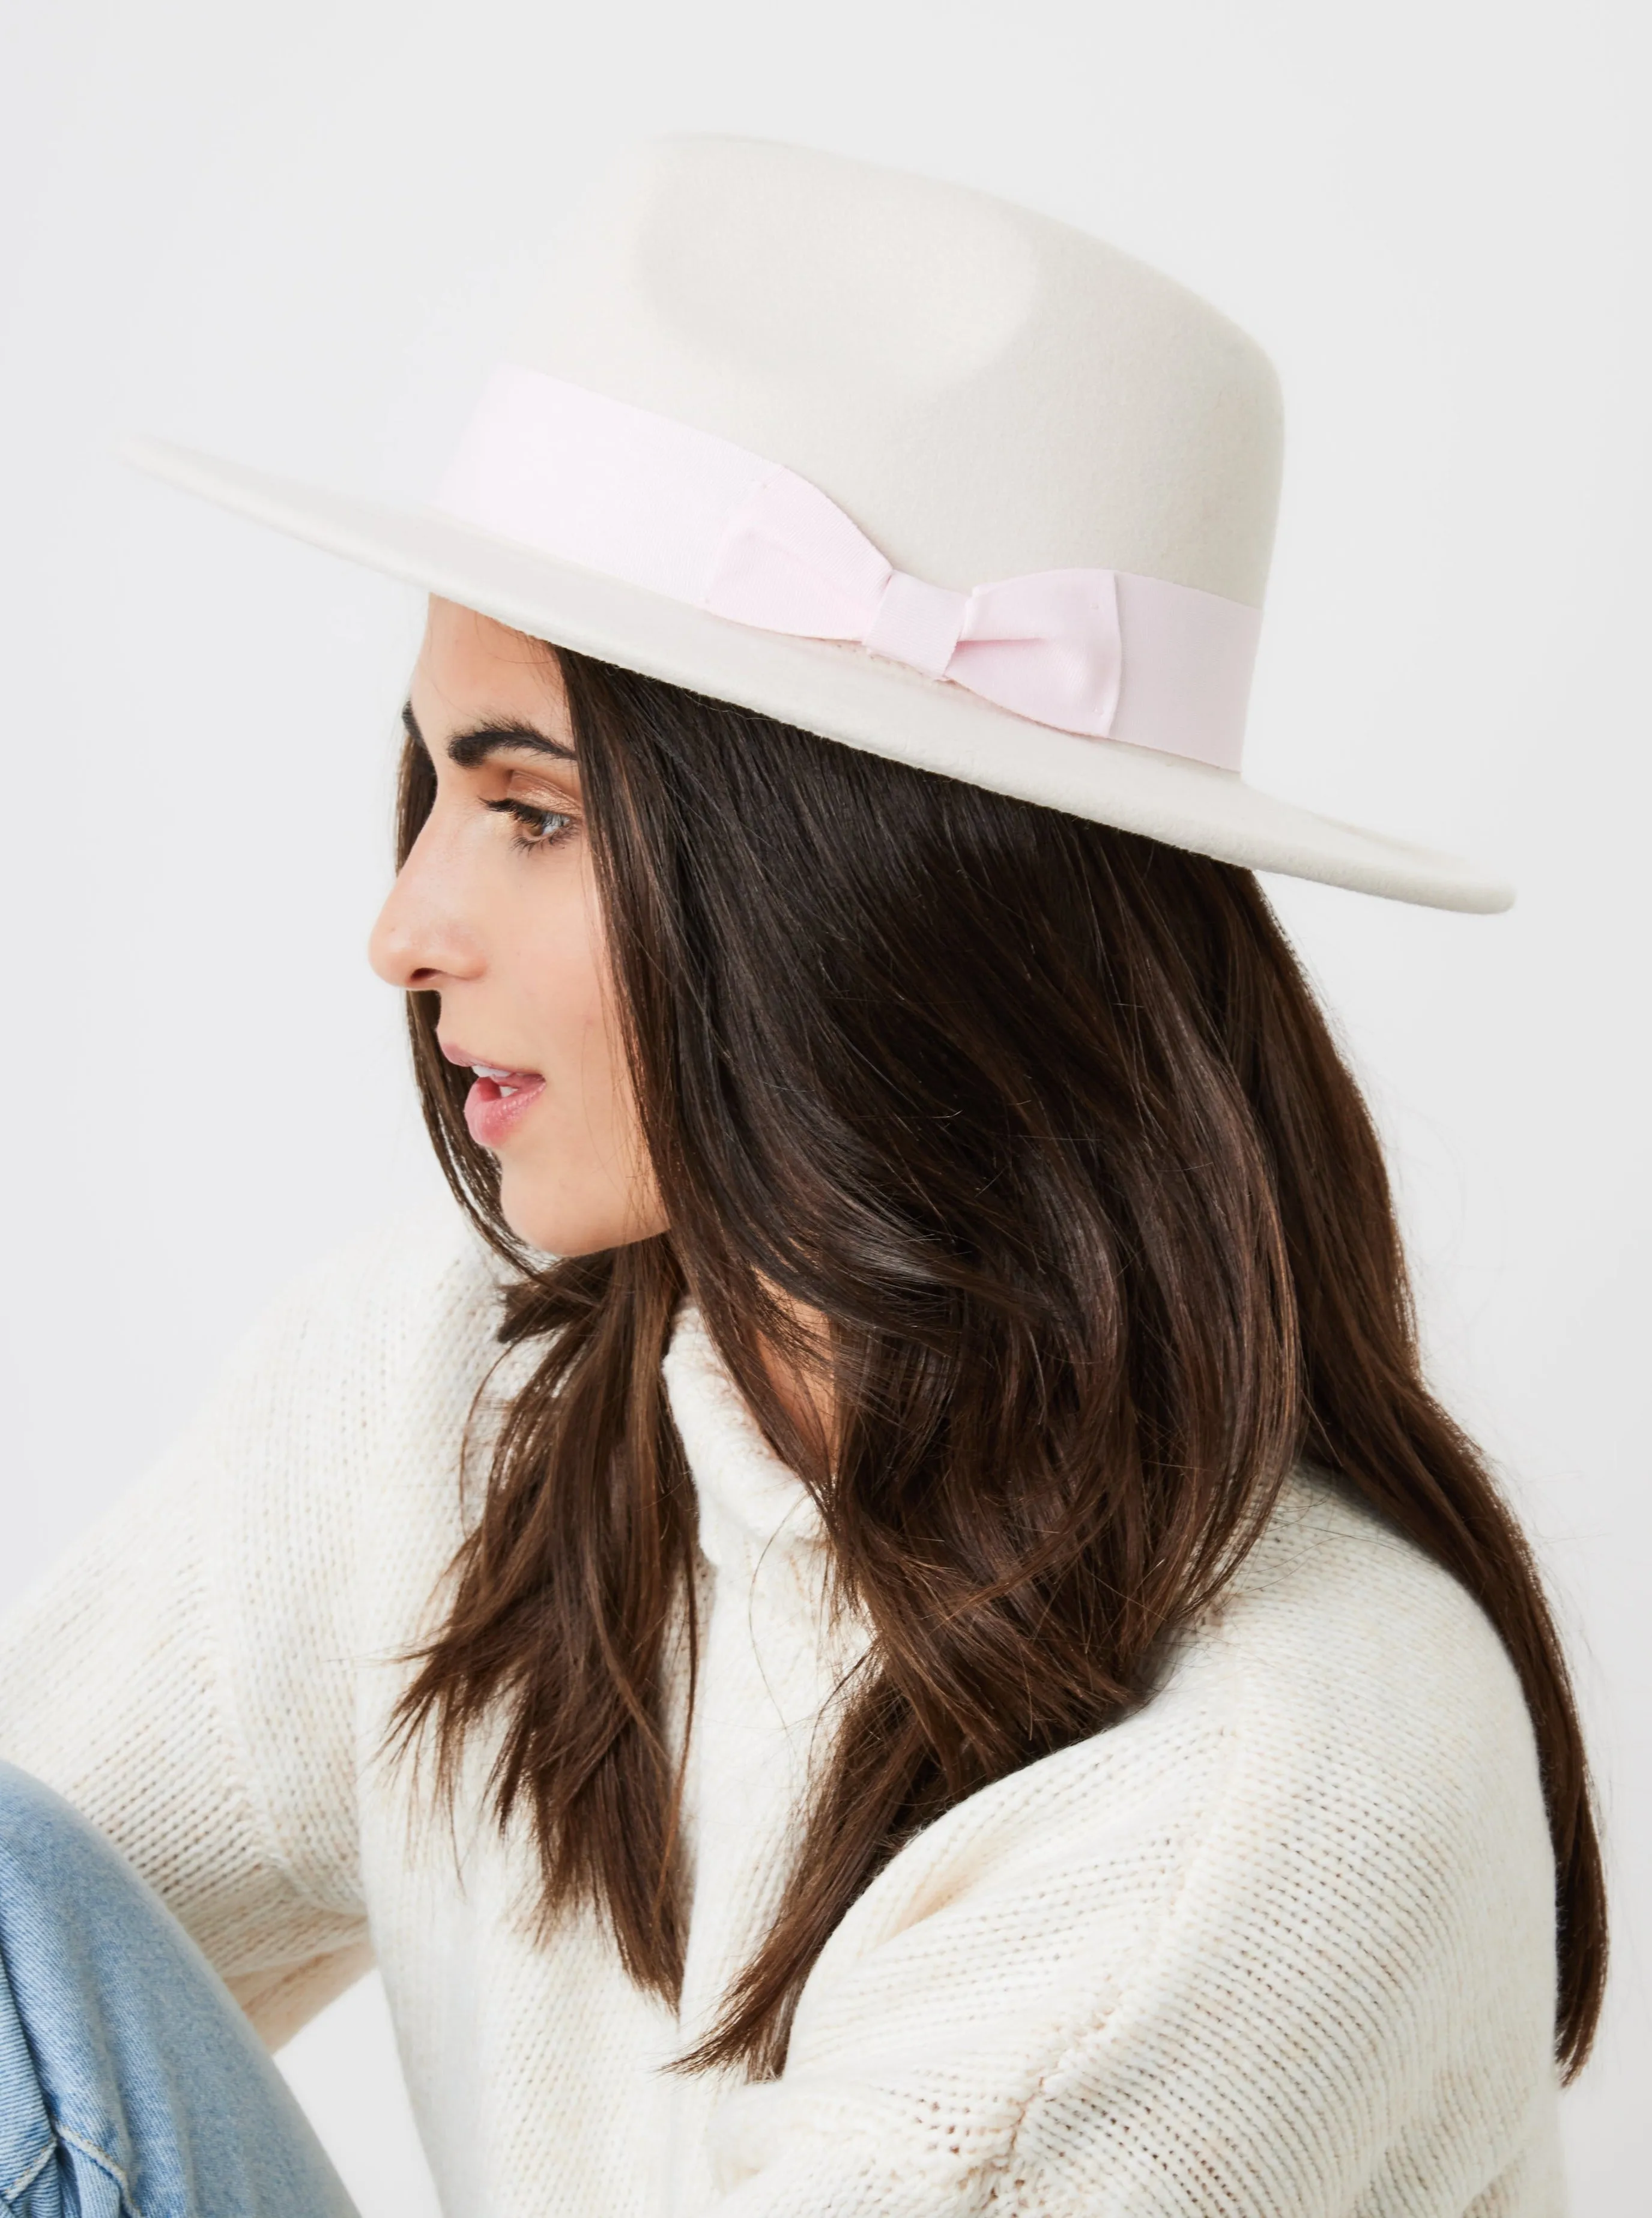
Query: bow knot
864 570 967 680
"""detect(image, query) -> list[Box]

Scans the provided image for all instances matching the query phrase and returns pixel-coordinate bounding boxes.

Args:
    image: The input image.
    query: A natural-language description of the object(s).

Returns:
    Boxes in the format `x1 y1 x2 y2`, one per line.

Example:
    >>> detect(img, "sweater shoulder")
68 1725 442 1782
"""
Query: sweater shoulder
1207 1467 1539 1758
1177 1468 1552 1915
195 1200 509 1490
226 1198 506 1385
216 1196 512 1572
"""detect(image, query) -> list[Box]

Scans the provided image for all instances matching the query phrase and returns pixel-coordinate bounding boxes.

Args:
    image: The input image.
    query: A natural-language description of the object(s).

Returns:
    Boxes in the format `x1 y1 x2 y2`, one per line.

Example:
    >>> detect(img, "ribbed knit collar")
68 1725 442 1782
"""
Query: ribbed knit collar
661 1306 824 1570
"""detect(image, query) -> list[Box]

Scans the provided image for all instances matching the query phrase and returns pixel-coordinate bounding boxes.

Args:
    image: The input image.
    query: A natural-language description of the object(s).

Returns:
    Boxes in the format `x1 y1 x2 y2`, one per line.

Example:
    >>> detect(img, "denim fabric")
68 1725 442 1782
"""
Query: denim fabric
0 1765 357 2217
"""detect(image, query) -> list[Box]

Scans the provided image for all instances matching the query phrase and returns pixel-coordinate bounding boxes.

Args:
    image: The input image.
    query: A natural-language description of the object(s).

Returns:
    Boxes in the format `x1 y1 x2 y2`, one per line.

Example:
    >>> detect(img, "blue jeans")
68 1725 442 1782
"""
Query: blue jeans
0 1763 357 2217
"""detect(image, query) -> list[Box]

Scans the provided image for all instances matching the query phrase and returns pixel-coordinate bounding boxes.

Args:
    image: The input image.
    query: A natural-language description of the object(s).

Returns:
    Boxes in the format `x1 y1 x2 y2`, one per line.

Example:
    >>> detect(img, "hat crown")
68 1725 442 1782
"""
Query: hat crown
507 137 1283 606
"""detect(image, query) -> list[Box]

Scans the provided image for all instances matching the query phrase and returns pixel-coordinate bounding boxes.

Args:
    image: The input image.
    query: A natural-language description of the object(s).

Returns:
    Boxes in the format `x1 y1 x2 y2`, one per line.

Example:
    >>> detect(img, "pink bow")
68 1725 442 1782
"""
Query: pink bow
704 468 1124 739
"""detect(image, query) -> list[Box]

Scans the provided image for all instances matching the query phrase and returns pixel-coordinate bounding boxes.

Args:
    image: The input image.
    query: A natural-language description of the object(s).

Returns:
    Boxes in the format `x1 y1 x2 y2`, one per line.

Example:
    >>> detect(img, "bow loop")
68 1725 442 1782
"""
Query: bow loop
704 467 891 639
952 569 1123 735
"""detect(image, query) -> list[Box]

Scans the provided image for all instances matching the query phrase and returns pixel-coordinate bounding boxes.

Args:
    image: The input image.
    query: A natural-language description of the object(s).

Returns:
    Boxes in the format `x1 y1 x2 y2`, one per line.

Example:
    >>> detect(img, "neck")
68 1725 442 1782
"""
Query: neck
754 1283 836 1466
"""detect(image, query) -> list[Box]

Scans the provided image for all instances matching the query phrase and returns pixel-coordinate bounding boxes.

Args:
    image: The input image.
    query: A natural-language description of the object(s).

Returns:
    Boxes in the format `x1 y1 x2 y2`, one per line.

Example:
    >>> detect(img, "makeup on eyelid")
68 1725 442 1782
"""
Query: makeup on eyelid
486 796 576 848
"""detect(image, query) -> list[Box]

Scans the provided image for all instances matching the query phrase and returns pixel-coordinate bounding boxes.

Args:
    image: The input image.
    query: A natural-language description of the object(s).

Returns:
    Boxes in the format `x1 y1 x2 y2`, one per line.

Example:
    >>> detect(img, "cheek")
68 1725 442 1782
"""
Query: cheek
525 909 605 1063
494 856 664 1253
516 859 634 1140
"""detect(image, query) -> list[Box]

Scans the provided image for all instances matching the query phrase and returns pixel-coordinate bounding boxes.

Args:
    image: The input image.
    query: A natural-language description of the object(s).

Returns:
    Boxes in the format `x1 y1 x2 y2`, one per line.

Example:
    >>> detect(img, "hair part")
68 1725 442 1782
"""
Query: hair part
392 648 1606 2081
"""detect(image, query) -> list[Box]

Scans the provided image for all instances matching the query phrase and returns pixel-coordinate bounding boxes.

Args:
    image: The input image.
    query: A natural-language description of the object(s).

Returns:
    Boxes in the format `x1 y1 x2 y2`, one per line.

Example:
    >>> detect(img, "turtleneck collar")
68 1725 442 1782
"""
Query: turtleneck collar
660 1306 824 1570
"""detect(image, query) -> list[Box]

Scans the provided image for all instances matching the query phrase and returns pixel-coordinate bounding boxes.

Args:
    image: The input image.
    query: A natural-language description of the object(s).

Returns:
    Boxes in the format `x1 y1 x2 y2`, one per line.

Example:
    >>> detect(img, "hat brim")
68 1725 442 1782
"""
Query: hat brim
123 437 1512 914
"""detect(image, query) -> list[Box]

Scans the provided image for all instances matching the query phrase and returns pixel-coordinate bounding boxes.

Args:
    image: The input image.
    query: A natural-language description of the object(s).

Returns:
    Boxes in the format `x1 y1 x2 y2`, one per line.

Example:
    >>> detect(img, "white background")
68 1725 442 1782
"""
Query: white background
1 1 1646 2209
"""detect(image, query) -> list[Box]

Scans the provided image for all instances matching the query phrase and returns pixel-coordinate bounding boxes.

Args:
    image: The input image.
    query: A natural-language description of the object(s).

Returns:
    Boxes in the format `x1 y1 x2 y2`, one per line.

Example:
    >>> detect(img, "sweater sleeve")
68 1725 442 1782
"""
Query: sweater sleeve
701 1491 1566 2218
0 1205 498 2049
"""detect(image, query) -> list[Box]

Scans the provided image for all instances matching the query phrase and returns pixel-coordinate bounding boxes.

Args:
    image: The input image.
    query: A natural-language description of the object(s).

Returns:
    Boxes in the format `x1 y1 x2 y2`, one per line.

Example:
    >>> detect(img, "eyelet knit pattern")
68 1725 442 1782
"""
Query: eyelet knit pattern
0 1207 1564 2216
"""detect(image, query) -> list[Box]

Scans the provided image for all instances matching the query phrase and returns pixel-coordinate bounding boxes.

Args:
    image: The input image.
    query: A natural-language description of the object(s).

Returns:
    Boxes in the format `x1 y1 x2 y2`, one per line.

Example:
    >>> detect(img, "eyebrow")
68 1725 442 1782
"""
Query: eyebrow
401 700 575 767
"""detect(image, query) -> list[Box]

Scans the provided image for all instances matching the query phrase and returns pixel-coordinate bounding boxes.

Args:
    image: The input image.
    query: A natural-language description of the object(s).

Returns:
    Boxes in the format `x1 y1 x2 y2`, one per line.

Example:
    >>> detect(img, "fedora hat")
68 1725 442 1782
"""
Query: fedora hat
125 135 1511 912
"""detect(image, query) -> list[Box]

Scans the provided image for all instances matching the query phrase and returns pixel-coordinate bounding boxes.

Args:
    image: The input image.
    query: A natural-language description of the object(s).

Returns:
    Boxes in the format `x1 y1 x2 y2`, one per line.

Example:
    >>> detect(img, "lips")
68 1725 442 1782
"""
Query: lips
441 1041 546 1150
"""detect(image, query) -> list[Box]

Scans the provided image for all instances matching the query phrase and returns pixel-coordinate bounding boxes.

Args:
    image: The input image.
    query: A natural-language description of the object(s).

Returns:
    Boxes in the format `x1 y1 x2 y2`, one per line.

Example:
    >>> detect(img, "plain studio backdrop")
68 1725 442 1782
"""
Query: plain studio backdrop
1 0 1646 2209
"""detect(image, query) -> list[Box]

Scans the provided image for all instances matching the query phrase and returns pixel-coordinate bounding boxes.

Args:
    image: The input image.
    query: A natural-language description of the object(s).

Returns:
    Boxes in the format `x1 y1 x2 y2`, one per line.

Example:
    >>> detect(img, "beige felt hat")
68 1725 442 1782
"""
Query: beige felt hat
125 135 1511 913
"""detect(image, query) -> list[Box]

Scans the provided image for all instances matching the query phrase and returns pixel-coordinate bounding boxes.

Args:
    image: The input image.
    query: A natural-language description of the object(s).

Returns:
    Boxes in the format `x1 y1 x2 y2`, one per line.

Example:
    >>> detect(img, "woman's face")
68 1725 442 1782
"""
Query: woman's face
369 598 665 1256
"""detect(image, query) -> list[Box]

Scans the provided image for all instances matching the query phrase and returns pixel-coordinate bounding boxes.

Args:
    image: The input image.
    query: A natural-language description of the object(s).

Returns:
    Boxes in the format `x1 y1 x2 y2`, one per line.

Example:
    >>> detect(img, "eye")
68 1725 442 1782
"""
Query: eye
485 797 576 851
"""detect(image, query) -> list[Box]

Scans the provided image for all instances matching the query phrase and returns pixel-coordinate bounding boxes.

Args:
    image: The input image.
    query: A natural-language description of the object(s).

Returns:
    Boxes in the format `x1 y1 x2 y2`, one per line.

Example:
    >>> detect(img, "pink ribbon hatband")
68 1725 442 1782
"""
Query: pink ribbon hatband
437 366 1262 771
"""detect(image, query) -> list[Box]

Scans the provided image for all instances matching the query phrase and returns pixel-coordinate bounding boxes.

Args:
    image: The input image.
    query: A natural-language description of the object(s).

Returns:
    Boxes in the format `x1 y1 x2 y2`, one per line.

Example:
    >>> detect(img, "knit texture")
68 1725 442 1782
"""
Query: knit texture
0 1207 1564 2216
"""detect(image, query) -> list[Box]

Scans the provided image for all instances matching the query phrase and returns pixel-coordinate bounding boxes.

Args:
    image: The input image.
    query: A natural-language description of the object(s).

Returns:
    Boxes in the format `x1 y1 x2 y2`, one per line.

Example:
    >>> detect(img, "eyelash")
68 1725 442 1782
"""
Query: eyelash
485 797 576 852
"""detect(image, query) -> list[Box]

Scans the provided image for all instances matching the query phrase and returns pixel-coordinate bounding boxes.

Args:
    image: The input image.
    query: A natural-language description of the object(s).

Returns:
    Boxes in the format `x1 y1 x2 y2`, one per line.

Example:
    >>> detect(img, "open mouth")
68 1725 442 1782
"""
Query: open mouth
446 1051 547 1149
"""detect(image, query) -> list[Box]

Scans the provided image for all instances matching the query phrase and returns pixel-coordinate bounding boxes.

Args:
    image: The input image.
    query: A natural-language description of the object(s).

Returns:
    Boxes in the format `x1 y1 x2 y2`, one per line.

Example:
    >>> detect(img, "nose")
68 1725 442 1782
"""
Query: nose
368 816 485 991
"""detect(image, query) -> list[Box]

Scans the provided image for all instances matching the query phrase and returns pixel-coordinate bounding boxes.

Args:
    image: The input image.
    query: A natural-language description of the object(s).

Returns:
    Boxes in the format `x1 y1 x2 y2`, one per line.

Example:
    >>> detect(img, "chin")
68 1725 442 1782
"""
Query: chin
497 1163 667 1260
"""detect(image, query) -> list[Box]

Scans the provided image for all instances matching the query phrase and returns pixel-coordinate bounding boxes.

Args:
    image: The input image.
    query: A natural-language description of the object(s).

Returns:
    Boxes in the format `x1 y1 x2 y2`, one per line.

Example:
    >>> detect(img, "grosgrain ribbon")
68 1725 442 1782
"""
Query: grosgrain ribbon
437 366 1262 769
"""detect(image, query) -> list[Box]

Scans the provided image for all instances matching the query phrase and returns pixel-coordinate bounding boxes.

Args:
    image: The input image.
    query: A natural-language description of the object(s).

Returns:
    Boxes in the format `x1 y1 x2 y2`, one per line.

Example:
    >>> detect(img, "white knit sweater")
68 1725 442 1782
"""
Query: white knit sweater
0 1207 1564 2216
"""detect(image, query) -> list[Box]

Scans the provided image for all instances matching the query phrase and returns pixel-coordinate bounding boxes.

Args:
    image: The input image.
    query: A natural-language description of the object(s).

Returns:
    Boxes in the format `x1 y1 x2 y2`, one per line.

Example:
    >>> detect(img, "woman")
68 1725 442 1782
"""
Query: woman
0 137 1603 2217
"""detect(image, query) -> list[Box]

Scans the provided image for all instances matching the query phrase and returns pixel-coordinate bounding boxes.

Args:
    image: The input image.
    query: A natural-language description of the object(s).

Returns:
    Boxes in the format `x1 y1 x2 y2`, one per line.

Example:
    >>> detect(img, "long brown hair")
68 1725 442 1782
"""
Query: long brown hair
393 647 1606 2081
